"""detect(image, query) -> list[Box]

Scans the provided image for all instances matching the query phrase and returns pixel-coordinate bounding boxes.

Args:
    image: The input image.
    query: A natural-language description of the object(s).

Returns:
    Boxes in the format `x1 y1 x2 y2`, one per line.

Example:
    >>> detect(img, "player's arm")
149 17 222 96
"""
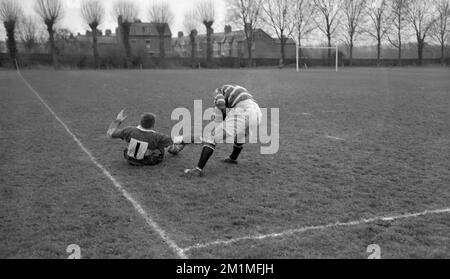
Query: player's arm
214 90 227 121
107 109 127 139
157 135 188 156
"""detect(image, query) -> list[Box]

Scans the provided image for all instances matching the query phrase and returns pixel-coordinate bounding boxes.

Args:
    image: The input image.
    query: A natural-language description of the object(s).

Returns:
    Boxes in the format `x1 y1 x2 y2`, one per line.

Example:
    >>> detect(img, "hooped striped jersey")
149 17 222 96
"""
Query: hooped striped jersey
214 85 254 108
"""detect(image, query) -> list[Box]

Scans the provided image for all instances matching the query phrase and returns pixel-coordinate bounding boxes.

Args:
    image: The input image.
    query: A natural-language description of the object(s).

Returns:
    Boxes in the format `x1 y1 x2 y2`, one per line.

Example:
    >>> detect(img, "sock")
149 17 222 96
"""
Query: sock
197 144 215 170
229 144 244 161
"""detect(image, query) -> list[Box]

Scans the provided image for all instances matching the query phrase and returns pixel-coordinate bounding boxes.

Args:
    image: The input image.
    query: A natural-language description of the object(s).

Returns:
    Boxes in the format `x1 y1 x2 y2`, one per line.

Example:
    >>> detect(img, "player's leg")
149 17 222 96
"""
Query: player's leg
223 108 249 164
223 140 244 164
185 120 232 176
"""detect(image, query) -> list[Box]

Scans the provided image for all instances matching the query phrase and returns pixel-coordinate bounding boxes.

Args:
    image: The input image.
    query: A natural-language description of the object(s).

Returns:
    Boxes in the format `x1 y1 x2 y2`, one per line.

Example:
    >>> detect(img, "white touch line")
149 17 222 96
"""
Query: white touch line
326 135 346 141
183 208 450 252
15 68 187 259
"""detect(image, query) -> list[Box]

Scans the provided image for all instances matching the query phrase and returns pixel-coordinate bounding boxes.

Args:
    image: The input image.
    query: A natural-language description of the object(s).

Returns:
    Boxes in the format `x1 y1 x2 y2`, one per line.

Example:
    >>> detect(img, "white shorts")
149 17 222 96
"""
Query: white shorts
211 99 262 145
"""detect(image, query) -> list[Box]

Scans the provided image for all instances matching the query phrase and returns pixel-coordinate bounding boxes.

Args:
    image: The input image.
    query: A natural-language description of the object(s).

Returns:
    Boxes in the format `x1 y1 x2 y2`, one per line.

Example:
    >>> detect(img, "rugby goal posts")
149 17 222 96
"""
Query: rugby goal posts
296 44 339 72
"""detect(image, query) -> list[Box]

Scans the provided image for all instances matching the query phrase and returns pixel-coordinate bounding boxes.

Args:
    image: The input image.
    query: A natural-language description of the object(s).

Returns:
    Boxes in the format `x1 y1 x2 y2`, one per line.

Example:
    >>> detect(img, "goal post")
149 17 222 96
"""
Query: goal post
296 44 339 72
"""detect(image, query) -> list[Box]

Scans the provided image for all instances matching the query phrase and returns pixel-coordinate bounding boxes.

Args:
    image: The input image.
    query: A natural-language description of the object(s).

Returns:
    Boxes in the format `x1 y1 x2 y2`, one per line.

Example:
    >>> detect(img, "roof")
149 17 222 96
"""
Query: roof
193 28 295 45
129 22 172 37
76 35 118 45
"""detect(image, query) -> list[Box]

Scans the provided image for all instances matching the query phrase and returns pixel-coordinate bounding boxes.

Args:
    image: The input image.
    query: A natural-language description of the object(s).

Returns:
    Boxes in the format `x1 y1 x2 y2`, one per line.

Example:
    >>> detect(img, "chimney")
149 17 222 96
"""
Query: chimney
178 31 184 38
224 25 232 34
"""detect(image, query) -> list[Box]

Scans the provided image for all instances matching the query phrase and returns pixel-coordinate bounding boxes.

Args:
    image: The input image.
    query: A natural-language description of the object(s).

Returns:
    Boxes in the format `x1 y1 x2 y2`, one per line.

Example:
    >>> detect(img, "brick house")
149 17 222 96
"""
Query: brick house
172 25 296 60
117 20 172 56
76 29 118 55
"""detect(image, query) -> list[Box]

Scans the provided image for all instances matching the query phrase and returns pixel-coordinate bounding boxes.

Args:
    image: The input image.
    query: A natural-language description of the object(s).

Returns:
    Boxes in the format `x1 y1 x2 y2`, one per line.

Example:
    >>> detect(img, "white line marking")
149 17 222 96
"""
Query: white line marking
326 135 346 141
15 68 187 259
183 208 450 252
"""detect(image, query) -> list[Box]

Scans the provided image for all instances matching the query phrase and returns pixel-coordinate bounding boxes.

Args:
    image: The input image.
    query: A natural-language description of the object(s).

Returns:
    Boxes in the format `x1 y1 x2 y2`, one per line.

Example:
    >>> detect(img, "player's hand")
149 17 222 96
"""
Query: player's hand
116 109 127 122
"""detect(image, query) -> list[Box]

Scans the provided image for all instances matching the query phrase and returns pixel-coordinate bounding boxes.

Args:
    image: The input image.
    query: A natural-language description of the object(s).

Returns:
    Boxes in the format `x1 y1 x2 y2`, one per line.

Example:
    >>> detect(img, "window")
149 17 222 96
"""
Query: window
131 39 137 44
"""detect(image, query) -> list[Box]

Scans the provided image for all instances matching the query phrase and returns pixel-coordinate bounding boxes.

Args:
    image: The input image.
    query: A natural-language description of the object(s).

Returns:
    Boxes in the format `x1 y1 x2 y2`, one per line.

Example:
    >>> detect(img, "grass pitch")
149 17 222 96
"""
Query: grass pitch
0 67 449 259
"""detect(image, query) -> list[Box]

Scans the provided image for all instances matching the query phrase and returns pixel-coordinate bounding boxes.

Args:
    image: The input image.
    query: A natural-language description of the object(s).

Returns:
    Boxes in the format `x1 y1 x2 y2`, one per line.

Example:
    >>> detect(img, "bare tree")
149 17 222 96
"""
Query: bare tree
387 0 409 65
228 0 263 67
184 10 199 66
113 0 138 68
430 0 450 65
406 0 436 65
313 0 342 65
364 0 390 66
81 0 104 68
0 0 22 62
18 17 39 52
342 0 366 66
293 0 317 52
149 1 174 59
35 0 63 68
261 0 295 67
196 0 215 64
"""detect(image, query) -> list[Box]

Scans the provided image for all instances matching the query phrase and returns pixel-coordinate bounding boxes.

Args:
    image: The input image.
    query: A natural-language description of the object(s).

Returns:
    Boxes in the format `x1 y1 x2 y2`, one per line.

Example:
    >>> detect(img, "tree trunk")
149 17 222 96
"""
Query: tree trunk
4 21 17 64
279 36 286 68
92 28 99 68
246 39 253 67
122 23 132 68
397 30 402 66
298 33 302 68
159 32 165 59
441 43 445 66
327 34 332 66
205 21 213 65
47 25 58 68
417 39 423 66
157 23 166 59
349 40 354 67
190 32 196 67
377 38 381 67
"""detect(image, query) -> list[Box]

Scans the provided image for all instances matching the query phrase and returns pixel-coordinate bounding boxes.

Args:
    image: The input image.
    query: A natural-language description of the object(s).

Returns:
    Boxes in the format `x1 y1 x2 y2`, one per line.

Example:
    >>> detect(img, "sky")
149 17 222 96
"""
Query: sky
0 0 227 40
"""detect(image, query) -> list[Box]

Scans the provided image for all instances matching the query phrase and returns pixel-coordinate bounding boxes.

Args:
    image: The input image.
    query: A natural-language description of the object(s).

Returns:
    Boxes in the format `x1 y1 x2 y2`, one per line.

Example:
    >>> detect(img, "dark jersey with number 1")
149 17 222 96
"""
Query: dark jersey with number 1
112 126 173 166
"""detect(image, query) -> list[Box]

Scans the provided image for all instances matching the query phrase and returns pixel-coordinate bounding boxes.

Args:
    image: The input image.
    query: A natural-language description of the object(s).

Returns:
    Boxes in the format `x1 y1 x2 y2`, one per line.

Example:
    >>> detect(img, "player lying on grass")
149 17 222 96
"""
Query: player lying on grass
107 110 185 166
184 85 262 177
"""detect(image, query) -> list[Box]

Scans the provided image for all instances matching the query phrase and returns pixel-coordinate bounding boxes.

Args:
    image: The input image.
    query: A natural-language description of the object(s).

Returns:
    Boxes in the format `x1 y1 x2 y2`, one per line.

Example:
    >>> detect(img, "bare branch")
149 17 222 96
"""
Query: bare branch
183 10 199 33
18 16 39 49
227 0 263 30
406 0 437 40
113 0 138 23
261 0 295 40
342 0 366 46
81 0 104 30
148 0 174 25
430 0 450 46
387 0 409 50
197 0 215 24
364 0 390 41
312 0 342 42
292 0 317 44
34 0 63 25
0 0 22 22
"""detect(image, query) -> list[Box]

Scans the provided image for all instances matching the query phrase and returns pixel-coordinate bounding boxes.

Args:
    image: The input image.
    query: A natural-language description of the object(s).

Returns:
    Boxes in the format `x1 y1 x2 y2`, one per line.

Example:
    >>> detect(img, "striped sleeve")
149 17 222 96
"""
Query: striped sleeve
223 85 253 108
214 88 226 107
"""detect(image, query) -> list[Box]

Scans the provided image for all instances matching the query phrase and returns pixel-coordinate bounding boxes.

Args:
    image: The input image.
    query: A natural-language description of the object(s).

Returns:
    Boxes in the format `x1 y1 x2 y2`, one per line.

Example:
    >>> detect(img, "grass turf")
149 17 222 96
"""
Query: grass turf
0 67 449 258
